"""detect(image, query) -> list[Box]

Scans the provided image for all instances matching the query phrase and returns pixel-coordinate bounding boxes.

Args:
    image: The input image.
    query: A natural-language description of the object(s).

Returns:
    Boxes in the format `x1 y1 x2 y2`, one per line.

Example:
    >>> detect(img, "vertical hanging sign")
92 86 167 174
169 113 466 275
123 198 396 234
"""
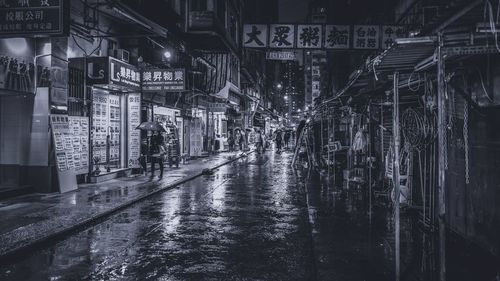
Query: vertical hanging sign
127 93 141 168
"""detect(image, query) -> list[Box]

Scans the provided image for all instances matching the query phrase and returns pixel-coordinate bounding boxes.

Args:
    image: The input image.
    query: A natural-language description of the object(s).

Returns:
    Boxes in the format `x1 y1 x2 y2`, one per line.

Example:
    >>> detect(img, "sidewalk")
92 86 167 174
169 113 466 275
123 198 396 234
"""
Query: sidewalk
0 152 250 259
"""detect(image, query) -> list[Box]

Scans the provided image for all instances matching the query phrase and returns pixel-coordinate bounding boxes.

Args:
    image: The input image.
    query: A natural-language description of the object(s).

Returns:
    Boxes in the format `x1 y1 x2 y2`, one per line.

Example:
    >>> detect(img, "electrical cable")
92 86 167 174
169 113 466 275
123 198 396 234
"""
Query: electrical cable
408 71 421 92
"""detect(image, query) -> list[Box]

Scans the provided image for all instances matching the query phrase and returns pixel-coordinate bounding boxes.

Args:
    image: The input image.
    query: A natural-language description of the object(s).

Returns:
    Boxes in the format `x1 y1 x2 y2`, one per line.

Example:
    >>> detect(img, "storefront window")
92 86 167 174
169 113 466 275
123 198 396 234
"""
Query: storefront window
92 90 123 170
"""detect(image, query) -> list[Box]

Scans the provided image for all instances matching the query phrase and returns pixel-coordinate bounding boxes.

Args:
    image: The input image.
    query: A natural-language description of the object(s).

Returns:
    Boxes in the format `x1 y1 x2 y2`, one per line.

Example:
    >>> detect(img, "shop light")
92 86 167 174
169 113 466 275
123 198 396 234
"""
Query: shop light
394 36 436 45
163 50 172 59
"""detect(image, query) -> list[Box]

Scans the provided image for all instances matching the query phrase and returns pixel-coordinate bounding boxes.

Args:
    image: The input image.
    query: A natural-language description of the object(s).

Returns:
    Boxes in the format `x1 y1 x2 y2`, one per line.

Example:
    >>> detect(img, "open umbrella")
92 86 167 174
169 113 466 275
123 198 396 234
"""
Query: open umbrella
136 122 165 132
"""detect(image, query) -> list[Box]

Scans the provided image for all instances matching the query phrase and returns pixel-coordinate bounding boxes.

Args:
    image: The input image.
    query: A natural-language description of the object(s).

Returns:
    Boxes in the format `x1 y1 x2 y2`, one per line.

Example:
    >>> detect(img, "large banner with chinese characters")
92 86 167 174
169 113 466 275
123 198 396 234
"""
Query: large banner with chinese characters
141 68 185 92
243 24 407 50
0 0 66 37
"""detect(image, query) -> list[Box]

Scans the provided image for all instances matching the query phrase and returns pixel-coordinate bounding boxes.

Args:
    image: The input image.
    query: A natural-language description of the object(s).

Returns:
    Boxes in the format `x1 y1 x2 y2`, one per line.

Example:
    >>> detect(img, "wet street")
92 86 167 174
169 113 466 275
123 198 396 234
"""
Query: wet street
0 151 498 281
1 152 316 281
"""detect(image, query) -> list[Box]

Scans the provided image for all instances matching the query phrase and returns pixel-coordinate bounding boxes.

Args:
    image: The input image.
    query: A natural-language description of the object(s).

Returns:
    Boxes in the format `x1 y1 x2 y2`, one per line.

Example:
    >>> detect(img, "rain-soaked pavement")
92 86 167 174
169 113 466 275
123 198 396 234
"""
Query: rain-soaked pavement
1 151 499 281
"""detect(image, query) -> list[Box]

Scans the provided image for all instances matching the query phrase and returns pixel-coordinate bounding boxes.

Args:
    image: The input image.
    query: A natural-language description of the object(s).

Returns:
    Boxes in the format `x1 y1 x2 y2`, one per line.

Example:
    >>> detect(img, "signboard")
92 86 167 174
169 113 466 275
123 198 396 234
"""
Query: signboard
0 0 65 37
85 57 140 91
297 25 322 48
209 102 227 113
266 51 296 61
382 25 407 49
243 24 268 48
50 114 77 193
325 25 350 49
68 116 89 174
243 24 407 50
109 57 140 90
127 93 141 168
269 24 295 48
353 25 379 49
141 68 185 92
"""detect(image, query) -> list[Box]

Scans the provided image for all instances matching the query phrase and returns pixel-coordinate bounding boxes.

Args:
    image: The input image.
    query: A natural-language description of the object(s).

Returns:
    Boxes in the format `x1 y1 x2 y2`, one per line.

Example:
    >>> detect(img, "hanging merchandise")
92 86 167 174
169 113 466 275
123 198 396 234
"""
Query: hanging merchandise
401 108 437 150
352 129 367 152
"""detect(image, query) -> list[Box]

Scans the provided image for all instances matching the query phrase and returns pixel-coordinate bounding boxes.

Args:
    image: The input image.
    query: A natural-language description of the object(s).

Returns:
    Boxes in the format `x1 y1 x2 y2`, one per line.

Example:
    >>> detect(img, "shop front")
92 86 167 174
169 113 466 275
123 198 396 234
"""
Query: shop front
82 56 142 181
208 102 229 151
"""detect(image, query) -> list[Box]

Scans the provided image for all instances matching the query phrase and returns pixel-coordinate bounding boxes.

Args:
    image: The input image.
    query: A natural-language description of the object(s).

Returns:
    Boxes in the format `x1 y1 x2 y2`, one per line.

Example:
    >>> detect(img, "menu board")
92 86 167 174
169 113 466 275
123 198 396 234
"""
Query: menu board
68 116 89 174
127 93 141 168
50 114 77 193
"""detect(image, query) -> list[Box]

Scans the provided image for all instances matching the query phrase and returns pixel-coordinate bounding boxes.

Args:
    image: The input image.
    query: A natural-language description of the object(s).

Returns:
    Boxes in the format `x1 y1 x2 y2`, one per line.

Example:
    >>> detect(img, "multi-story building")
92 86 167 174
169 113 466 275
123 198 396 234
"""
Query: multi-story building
304 0 328 108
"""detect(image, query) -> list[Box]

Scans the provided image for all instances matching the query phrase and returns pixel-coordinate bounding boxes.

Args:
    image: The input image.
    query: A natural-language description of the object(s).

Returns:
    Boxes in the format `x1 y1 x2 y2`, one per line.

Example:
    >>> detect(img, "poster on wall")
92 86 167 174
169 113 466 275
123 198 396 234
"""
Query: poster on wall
68 116 89 174
50 114 77 193
0 38 36 93
127 93 141 168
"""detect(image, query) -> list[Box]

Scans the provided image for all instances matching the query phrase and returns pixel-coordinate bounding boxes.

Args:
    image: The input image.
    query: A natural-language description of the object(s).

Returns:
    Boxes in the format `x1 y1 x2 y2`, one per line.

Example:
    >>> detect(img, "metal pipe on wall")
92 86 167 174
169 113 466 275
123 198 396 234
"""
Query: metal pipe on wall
393 71 401 281
437 32 447 281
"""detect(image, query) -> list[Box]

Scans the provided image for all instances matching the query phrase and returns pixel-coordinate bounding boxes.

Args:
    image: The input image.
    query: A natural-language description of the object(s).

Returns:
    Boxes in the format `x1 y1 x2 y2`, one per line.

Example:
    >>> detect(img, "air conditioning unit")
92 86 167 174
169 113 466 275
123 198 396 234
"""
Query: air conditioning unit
111 48 130 63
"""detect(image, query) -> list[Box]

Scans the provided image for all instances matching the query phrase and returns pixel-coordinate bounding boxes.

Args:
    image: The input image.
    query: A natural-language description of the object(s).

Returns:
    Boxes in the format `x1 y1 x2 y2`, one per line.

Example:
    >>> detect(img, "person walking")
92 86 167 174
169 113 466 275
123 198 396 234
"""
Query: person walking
275 130 283 153
151 133 166 178
284 131 291 150
256 129 264 153
228 131 234 152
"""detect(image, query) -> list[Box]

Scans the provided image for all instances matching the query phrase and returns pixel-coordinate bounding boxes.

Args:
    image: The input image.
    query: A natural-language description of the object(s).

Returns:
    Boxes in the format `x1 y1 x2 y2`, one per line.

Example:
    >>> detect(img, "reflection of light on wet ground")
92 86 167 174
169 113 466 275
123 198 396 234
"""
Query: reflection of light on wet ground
160 191 182 235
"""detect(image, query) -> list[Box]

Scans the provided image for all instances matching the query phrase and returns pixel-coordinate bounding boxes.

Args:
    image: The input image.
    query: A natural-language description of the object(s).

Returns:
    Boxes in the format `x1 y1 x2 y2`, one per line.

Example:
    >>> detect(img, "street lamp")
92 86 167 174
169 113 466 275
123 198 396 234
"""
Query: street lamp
276 83 283 90
284 95 289 101
163 50 172 60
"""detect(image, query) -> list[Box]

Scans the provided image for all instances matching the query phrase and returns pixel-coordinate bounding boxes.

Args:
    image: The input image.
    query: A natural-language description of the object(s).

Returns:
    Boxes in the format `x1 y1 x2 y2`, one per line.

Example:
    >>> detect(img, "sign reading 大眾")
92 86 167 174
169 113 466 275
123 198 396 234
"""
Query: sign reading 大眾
0 0 65 37
141 68 185 92
243 24 407 50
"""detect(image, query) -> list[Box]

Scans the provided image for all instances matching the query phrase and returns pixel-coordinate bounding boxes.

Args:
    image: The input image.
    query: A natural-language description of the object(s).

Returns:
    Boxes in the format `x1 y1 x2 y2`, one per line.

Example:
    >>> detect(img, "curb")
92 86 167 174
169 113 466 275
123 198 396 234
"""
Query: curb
0 151 254 262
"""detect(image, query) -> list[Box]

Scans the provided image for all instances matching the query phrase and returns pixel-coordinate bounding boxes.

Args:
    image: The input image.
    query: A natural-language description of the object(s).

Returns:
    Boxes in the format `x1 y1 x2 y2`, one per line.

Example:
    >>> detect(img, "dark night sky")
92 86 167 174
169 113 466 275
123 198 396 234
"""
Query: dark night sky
279 0 311 22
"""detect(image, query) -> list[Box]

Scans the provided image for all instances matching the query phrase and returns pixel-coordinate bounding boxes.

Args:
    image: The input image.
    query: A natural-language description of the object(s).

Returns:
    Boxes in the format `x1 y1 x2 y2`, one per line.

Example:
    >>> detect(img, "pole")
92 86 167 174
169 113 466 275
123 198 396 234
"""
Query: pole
437 32 447 281
393 71 401 281
368 103 372 221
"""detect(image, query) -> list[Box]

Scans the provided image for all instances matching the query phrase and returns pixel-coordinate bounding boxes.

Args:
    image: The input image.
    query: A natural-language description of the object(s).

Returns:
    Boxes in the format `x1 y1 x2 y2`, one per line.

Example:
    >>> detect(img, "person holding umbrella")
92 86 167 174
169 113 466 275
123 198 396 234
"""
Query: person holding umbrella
136 122 166 178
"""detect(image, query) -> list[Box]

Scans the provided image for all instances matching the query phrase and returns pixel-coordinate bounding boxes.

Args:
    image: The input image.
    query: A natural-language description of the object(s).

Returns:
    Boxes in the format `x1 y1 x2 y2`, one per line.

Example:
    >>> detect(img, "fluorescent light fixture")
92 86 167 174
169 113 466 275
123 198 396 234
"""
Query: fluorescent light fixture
395 36 436 45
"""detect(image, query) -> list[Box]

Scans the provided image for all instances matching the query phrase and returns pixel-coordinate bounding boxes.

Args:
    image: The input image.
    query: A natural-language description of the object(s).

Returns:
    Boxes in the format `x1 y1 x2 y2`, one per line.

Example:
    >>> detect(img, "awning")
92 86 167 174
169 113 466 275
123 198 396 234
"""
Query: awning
371 37 436 74
214 81 243 105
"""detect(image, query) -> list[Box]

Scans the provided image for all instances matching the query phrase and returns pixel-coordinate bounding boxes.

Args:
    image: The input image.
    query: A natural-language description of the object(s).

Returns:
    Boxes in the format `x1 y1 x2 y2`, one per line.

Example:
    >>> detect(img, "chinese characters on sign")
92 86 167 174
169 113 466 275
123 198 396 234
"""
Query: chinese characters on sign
243 24 268 48
353 25 379 49
297 25 322 48
127 93 141 169
0 0 64 36
324 25 350 49
243 24 408 50
109 57 141 90
141 68 185 92
382 25 407 49
269 24 295 48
